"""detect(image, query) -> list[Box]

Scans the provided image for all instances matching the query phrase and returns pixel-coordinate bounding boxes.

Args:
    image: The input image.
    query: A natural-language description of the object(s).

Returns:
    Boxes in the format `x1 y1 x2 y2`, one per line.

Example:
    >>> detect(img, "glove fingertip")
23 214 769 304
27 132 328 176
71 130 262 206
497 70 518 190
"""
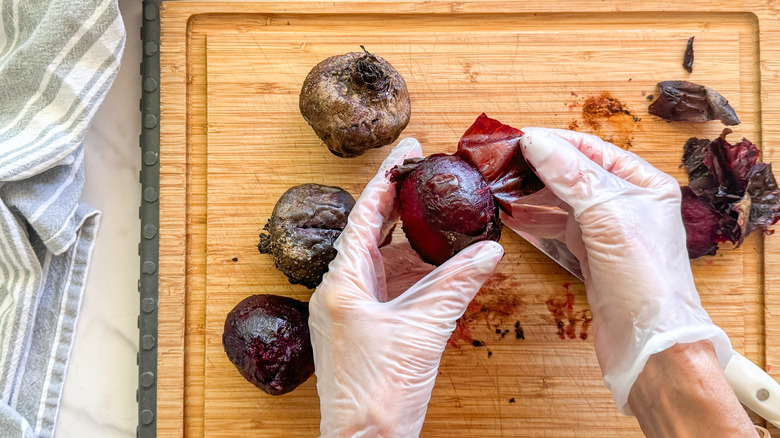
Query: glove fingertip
380 138 423 174
520 129 558 169
449 240 504 275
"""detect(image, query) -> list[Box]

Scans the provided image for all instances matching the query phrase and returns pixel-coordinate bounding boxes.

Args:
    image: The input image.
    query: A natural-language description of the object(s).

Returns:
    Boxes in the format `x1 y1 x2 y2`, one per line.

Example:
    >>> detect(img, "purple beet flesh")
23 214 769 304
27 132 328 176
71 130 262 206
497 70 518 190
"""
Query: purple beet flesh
391 154 501 265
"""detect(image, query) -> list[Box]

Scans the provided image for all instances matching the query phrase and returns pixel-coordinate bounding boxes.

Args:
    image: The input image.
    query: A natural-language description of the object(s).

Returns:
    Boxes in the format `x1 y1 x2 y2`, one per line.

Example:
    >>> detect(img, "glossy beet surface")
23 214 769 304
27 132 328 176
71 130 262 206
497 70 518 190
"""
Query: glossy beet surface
392 154 501 265
222 294 314 396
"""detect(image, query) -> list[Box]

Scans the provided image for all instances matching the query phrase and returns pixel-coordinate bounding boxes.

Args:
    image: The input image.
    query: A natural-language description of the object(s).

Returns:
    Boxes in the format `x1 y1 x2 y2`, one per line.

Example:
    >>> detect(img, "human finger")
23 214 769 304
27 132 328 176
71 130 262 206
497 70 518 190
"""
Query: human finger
391 240 504 333
334 138 422 258
528 128 677 191
519 129 632 215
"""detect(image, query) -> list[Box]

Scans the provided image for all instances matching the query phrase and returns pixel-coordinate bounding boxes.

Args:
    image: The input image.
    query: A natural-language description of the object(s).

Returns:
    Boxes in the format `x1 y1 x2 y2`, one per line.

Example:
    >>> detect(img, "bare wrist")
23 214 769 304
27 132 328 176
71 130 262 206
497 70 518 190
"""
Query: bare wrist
628 341 757 438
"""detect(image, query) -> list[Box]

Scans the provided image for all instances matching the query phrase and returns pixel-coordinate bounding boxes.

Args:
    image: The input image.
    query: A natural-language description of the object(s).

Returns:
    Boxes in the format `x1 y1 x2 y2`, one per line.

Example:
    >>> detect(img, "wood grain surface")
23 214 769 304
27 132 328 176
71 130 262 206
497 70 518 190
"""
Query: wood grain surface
159 2 780 436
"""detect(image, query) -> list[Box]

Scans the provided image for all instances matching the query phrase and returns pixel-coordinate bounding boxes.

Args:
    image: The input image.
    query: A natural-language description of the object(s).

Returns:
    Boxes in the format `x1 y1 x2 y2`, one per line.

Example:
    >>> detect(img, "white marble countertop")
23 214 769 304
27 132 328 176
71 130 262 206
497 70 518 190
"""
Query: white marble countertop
55 1 141 436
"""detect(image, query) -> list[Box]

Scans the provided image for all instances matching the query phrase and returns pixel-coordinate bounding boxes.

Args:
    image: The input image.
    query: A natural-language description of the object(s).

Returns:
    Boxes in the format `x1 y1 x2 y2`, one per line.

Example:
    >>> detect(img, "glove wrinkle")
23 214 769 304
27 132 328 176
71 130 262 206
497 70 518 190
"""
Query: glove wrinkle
509 128 733 414
311 140 504 437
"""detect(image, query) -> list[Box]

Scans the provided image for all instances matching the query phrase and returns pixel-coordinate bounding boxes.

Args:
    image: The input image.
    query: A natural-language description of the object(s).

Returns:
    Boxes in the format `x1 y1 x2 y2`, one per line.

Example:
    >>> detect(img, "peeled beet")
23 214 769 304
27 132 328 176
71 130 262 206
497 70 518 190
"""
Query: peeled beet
222 294 314 396
391 154 501 265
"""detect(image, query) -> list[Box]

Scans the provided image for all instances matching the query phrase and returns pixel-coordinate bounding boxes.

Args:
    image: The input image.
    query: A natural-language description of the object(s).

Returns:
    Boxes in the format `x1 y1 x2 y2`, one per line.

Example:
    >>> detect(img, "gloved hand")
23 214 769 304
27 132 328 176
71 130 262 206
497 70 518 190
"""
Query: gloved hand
309 138 505 438
501 128 732 414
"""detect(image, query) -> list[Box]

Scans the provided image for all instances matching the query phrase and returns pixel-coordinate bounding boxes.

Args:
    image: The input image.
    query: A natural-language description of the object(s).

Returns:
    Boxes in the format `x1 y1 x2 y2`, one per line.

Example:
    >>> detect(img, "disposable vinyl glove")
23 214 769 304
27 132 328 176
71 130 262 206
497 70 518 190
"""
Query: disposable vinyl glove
501 128 732 414
309 138 505 438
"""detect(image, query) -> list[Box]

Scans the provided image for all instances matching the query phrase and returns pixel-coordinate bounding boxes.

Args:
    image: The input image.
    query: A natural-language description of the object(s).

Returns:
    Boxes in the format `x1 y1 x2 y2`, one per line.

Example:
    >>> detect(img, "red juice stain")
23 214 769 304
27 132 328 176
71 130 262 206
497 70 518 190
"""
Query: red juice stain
767 364 773 372
705 259 714 266
546 292 591 341
563 293 574 310
555 320 565 338
565 318 578 339
447 272 525 347
448 317 473 348
580 309 593 340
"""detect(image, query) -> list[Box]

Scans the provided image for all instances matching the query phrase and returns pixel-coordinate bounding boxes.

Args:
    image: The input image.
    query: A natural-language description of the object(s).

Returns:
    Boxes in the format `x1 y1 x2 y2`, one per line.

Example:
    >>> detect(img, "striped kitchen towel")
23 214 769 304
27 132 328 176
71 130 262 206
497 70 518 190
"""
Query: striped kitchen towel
0 1 125 437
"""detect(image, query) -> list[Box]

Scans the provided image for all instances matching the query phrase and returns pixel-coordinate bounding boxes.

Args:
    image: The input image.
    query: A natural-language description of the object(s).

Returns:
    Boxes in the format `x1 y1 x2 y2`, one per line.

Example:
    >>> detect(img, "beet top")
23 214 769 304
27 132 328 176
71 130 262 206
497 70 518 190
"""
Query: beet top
222 294 314 396
391 154 501 265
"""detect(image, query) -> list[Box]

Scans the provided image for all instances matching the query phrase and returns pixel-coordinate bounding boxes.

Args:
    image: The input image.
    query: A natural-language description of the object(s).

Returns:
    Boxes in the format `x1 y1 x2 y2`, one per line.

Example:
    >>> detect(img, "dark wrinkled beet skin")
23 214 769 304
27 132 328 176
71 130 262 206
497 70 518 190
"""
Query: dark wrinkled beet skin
258 184 355 289
222 294 314 395
456 113 542 211
393 154 501 265
683 36 695 73
299 51 411 158
681 187 720 258
648 81 739 125
680 129 780 258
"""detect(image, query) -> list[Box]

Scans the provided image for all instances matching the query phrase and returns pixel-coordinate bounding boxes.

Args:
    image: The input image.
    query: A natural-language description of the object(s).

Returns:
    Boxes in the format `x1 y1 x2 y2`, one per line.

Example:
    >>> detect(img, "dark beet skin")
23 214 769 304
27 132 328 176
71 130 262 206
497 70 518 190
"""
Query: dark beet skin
681 187 720 258
299 49 411 158
648 81 739 125
680 129 780 258
392 154 501 265
683 36 695 73
222 294 314 396
456 113 542 211
258 184 355 289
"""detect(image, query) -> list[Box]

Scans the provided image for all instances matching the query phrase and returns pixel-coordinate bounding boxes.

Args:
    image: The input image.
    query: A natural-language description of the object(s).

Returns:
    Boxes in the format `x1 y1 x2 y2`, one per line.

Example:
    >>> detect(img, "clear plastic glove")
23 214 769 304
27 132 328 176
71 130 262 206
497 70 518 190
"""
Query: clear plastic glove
501 128 732 414
309 138 505 438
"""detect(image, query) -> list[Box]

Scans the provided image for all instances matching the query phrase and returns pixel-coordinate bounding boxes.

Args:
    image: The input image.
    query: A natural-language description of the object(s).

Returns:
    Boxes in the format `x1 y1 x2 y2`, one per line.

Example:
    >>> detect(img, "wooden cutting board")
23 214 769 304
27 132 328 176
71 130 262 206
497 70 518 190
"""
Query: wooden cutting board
158 2 780 436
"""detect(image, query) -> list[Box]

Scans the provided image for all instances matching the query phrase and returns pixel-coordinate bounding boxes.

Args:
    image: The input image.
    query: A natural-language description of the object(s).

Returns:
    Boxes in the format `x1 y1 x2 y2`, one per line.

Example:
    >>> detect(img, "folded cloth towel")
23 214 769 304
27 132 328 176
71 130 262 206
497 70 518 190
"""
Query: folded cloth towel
0 1 125 437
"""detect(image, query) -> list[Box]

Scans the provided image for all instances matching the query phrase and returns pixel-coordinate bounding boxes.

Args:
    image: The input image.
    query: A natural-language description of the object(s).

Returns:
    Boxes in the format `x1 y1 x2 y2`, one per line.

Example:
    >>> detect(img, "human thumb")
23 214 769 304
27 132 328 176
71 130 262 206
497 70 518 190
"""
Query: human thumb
520 128 631 215
390 240 504 331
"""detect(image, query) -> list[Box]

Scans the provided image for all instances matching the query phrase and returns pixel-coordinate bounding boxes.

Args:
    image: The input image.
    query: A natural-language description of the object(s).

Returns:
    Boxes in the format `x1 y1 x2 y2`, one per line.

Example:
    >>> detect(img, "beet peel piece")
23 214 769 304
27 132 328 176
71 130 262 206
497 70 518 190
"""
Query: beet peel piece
391 154 501 265
681 129 780 257
648 81 739 126
683 37 695 73
456 113 543 211
223 294 314 395
681 187 720 258
745 163 780 235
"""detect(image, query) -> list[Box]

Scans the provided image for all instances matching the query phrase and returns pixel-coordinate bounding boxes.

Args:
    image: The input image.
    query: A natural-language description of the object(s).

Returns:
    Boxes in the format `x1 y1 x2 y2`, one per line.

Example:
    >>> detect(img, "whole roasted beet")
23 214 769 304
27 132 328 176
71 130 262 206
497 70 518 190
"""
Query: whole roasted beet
299 48 411 158
391 154 501 265
223 294 314 395
258 184 355 289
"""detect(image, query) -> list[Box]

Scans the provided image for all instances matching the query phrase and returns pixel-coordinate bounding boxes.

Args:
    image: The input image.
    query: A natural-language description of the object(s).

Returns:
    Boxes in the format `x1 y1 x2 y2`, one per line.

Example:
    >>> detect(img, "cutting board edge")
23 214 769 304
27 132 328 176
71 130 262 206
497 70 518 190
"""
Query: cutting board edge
157 2 780 436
